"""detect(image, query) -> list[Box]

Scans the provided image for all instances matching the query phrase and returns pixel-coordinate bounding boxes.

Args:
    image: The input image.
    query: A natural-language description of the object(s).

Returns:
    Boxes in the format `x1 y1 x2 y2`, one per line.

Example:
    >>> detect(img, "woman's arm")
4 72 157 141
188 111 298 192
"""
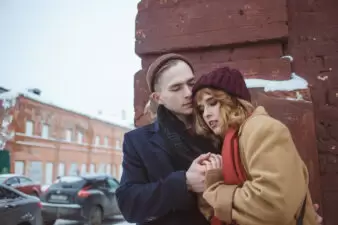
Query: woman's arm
203 116 311 225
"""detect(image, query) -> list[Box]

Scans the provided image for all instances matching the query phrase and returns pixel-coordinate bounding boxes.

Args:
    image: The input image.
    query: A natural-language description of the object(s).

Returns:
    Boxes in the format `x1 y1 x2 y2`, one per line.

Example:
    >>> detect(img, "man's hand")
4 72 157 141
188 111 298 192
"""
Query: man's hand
186 153 211 193
313 204 323 224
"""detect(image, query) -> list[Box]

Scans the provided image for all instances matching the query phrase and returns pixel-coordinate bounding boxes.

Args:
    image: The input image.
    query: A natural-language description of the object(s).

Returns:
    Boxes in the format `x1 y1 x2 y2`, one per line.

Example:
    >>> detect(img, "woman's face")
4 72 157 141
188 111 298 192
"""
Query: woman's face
197 93 224 136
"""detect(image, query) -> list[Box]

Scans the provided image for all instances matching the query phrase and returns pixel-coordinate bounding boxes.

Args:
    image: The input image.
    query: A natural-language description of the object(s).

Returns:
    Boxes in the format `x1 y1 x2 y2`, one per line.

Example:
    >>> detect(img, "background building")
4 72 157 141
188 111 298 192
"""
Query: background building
0 88 133 185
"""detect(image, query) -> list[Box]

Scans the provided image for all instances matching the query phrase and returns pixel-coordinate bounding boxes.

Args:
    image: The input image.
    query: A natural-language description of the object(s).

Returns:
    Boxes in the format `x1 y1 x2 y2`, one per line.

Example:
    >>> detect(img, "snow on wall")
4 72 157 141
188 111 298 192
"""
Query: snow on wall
245 73 308 92
0 90 135 130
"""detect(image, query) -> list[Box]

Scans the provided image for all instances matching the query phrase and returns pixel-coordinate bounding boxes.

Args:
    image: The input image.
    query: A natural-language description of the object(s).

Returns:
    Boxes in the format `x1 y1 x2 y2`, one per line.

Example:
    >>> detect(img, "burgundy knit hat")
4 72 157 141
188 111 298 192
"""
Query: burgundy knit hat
146 53 194 92
192 66 251 102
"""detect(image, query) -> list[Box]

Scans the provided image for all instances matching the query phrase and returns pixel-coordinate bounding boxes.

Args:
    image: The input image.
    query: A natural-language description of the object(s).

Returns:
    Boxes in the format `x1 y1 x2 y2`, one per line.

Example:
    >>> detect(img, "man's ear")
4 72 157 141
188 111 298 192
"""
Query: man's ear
150 92 161 104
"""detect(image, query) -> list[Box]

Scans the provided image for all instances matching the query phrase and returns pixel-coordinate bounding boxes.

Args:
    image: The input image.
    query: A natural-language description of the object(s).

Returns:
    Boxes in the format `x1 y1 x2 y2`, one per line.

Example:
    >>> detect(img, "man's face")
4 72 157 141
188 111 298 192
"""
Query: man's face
153 61 195 116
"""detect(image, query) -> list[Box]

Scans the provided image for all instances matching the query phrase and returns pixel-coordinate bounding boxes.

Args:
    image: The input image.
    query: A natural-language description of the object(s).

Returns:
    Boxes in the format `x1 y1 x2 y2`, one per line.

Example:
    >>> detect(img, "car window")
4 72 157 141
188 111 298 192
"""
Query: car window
51 176 86 189
0 177 8 184
0 186 20 201
19 177 32 184
107 178 119 191
5 177 19 186
90 180 108 189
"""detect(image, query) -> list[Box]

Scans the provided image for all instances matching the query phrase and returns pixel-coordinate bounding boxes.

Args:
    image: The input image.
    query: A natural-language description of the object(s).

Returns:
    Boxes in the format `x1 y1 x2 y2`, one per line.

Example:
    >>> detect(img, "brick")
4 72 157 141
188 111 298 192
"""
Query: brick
136 0 288 54
322 192 338 225
138 0 287 13
142 42 284 69
328 88 338 107
289 0 338 13
290 40 338 57
193 58 291 80
319 153 338 175
134 69 150 125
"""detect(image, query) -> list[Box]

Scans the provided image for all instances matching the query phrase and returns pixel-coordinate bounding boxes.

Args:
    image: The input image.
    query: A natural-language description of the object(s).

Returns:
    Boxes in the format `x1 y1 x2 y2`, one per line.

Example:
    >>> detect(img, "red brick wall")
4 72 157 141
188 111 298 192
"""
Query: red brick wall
287 0 338 224
133 0 338 223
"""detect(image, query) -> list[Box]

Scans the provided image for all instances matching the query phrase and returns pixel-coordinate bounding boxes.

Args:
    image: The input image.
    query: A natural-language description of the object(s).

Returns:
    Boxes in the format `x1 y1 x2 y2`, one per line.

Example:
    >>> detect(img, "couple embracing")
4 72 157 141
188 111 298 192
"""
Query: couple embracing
116 53 322 225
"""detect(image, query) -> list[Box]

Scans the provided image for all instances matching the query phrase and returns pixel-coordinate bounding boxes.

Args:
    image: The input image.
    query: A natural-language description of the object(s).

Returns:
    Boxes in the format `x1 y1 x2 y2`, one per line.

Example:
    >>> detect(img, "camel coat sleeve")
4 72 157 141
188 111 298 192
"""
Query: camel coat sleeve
203 115 314 225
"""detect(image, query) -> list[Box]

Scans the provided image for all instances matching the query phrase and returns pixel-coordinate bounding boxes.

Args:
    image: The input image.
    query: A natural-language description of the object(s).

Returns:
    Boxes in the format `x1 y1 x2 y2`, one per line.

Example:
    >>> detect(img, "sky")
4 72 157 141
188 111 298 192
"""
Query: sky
0 0 140 123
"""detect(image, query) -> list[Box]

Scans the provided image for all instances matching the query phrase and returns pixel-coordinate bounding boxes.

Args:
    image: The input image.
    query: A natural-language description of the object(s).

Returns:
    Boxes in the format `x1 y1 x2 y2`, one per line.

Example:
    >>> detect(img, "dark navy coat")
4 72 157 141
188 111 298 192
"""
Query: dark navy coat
116 122 209 225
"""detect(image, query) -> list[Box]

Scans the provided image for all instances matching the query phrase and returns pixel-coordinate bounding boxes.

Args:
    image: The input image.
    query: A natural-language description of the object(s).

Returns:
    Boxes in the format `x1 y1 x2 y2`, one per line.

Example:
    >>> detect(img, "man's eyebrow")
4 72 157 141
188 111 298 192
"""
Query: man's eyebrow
187 78 195 83
168 82 183 88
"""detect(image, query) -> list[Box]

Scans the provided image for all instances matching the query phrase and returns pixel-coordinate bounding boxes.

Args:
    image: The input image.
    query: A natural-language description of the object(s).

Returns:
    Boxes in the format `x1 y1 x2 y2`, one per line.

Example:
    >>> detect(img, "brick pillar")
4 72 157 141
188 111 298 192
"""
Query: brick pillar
287 1 338 224
133 0 325 220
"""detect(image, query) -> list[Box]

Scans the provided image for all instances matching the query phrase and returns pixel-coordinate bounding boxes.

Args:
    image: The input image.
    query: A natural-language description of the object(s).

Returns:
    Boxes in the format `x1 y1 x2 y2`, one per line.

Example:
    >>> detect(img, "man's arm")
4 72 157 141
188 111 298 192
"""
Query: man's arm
116 133 196 223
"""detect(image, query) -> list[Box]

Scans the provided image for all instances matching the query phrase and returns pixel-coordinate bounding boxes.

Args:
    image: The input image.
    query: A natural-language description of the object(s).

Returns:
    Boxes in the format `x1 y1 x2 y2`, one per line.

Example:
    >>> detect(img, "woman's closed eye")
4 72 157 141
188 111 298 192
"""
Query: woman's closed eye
207 99 218 106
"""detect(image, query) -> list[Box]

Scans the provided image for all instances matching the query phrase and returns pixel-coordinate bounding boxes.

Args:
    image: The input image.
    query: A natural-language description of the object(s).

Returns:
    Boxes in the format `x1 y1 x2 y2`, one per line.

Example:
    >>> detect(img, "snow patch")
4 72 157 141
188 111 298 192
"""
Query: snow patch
245 73 308 92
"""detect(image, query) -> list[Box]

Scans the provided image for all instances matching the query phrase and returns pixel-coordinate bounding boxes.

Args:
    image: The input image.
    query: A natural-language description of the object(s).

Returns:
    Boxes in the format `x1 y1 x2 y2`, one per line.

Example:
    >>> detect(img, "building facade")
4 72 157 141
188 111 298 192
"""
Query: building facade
1 90 133 185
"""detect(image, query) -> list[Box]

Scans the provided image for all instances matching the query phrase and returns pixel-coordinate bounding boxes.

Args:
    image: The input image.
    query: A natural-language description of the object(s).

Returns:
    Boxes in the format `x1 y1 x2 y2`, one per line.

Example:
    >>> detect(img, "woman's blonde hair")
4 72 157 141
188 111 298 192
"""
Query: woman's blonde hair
193 88 255 138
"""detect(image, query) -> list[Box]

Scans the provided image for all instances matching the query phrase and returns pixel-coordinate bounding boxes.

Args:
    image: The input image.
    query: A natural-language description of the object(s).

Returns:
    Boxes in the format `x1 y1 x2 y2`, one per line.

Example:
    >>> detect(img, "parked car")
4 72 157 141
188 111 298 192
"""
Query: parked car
0 184 43 225
40 174 121 225
0 174 42 197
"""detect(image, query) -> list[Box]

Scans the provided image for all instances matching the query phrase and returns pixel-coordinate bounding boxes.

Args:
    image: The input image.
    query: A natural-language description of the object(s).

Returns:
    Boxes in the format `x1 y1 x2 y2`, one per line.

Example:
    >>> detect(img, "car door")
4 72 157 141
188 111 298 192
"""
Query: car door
106 178 119 215
0 185 22 225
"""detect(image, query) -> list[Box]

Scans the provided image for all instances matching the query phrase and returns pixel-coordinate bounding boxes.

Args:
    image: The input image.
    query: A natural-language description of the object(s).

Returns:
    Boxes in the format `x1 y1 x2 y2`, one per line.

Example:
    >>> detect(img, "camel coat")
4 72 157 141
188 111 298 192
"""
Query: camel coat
199 106 317 225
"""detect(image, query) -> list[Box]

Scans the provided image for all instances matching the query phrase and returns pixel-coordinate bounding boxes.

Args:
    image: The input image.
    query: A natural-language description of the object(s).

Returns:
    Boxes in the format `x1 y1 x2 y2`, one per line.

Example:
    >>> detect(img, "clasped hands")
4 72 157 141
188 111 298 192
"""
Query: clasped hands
186 153 221 193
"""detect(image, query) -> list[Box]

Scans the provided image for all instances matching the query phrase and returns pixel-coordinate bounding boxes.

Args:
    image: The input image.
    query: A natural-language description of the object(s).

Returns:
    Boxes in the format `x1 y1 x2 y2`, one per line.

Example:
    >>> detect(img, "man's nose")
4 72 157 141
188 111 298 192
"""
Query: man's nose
184 85 192 98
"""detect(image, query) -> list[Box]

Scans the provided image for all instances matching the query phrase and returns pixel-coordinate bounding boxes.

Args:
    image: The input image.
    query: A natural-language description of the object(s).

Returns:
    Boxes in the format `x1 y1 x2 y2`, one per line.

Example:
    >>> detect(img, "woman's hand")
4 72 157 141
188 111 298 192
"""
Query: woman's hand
202 154 222 171
313 204 323 224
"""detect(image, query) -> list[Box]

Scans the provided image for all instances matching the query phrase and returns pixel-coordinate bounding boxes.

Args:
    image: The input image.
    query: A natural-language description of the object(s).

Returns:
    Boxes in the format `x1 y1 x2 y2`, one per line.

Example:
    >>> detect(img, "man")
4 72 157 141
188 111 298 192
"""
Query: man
116 53 323 225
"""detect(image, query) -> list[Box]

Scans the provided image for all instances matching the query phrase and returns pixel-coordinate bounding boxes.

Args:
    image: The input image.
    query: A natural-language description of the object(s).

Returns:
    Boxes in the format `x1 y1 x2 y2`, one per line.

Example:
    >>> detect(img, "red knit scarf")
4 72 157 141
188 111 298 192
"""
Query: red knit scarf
211 128 247 225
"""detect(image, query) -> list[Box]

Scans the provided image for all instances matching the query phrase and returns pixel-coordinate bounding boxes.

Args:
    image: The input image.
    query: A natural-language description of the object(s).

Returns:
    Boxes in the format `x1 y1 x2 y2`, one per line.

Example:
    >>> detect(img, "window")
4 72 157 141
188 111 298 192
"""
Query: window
89 164 95 174
14 161 24 175
119 164 123 180
81 164 87 175
69 163 78 176
45 163 53 184
29 161 43 183
58 163 65 177
5 177 19 186
106 164 111 175
112 165 117 178
107 178 119 191
104 137 109 147
98 164 105 174
65 129 72 142
77 132 83 144
95 136 100 146
0 186 20 200
25 120 33 136
115 140 121 150
42 124 49 139
18 177 33 185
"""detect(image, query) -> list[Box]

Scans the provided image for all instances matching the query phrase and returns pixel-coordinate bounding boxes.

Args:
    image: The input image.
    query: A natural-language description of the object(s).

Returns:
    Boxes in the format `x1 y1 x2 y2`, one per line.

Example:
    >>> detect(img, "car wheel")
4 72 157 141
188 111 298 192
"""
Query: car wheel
43 219 56 225
88 206 103 225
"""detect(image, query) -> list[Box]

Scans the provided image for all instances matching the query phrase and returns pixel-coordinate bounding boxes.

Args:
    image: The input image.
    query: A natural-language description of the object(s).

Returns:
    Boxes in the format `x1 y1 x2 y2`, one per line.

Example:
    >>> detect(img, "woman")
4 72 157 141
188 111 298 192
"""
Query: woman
192 66 318 225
